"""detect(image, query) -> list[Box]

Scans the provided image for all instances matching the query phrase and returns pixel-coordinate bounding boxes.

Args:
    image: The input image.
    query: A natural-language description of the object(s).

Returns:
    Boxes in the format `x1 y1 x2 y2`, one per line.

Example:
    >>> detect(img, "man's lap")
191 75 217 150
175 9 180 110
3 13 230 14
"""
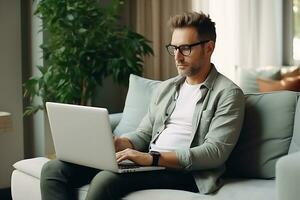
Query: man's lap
42 159 198 193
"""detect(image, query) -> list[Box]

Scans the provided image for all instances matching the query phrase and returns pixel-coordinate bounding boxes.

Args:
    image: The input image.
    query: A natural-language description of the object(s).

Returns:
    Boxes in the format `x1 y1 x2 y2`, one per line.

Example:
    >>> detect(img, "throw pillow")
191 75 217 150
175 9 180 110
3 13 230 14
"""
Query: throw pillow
281 66 300 78
236 66 281 93
226 91 297 179
257 76 300 92
113 74 161 136
257 79 282 92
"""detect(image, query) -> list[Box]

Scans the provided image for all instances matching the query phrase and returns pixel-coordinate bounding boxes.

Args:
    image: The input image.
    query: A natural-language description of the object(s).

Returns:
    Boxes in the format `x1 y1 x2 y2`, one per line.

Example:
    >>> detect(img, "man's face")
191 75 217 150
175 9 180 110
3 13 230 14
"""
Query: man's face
170 27 210 77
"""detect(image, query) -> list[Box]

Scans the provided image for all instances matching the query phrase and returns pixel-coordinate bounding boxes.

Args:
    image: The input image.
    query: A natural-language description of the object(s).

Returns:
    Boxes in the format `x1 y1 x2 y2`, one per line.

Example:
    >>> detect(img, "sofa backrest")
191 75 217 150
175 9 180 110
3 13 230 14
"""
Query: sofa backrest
112 75 300 179
226 91 299 179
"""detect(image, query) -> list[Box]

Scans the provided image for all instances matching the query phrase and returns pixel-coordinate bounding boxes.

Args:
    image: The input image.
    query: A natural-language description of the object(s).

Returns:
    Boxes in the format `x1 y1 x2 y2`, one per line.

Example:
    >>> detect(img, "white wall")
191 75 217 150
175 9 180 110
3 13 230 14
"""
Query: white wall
0 0 24 188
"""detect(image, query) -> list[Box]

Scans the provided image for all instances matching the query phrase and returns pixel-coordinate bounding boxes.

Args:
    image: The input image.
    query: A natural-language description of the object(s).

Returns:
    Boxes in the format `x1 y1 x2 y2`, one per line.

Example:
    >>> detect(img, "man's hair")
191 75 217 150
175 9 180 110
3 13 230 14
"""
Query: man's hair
168 12 216 42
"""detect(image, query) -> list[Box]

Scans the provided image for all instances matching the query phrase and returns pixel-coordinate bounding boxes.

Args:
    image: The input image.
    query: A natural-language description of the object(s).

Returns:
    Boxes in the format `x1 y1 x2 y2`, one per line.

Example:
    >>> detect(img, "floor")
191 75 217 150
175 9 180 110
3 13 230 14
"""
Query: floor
0 188 12 200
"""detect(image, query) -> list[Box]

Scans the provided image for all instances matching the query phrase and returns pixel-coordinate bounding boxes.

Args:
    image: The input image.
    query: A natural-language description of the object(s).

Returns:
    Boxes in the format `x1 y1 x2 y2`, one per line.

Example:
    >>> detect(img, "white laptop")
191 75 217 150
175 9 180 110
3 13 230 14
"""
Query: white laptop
46 102 165 173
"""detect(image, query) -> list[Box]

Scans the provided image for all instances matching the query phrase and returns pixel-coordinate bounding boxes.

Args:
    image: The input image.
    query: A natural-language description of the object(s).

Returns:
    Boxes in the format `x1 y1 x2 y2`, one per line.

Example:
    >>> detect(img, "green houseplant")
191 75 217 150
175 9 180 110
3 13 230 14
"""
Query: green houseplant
24 0 153 115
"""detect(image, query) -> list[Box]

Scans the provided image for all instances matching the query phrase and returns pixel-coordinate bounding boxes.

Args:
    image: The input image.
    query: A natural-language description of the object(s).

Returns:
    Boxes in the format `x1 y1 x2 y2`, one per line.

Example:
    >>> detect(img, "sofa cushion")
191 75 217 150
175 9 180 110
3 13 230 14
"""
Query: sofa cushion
114 74 161 135
226 91 298 178
288 95 300 153
73 180 276 200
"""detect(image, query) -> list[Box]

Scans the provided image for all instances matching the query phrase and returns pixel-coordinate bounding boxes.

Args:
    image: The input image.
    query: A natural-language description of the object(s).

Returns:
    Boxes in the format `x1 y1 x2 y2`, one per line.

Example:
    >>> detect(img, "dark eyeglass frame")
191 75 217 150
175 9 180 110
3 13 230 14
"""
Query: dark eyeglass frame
165 40 210 56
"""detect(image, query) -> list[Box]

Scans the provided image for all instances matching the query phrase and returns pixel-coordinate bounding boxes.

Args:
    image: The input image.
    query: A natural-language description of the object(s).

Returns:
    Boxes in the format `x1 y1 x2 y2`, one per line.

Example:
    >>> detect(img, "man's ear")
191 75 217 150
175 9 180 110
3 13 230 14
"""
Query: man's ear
206 41 215 55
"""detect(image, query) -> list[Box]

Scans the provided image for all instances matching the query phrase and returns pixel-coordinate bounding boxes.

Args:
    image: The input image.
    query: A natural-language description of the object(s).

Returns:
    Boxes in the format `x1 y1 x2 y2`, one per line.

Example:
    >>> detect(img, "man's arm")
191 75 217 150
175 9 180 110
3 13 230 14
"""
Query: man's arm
158 152 181 168
115 148 182 168
114 137 134 152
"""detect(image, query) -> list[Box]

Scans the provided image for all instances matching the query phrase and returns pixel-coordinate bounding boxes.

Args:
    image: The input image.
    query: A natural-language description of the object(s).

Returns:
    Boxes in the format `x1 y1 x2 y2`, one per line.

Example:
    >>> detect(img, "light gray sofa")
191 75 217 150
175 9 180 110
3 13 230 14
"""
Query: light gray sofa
11 75 300 200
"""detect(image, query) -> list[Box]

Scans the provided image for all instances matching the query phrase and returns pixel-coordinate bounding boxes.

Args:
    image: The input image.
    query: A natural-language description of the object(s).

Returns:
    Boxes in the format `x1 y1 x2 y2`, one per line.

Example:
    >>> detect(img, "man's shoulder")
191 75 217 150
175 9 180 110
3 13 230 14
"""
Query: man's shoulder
214 72 242 93
208 71 245 110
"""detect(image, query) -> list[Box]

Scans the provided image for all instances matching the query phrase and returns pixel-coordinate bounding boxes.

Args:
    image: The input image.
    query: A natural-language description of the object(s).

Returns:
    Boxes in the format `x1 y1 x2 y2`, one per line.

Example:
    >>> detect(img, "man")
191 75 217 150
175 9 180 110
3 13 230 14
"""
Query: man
41 11 245 200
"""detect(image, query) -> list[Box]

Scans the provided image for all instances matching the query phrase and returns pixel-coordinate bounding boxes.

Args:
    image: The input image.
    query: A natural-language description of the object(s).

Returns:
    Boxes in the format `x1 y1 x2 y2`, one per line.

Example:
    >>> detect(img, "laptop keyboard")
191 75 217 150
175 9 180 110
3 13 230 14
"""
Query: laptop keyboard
118 164 141 169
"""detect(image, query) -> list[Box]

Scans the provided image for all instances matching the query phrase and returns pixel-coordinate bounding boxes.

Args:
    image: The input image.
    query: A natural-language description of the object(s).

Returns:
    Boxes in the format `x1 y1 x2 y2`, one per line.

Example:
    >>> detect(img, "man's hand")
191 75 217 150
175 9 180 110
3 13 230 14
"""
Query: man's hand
113 136 182 168
116 148 153 166
114 136 134 152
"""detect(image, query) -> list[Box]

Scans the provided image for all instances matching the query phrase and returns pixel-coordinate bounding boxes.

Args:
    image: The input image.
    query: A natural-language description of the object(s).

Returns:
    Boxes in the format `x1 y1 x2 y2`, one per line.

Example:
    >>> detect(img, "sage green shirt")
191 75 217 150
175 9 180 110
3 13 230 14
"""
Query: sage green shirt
124 65 245 194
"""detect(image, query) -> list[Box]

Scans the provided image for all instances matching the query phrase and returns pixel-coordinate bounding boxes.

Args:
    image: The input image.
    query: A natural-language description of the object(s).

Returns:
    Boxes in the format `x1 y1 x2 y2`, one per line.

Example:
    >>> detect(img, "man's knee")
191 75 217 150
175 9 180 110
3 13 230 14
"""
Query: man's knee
87 171 124 200
91 170 121 190
41 159 69 182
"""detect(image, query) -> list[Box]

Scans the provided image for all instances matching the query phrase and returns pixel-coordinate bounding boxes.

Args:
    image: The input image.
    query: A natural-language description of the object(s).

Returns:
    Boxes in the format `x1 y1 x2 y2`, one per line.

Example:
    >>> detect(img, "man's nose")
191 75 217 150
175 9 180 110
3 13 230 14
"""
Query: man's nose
174 49 184 62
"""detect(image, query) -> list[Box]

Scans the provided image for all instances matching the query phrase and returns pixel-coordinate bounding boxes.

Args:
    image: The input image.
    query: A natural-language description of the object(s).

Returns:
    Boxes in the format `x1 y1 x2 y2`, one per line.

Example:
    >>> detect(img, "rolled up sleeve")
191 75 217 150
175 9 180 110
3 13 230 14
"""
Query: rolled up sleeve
175 149 192 169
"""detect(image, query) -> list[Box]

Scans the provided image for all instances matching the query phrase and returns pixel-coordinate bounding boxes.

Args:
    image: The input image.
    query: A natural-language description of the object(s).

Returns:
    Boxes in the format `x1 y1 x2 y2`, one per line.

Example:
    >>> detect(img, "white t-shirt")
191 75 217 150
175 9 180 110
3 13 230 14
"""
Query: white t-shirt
150 81 202 152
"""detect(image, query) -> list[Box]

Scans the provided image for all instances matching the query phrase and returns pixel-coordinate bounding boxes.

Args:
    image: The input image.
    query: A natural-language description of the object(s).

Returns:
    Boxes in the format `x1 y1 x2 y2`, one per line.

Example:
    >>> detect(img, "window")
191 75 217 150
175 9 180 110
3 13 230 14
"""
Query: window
293 0 300 63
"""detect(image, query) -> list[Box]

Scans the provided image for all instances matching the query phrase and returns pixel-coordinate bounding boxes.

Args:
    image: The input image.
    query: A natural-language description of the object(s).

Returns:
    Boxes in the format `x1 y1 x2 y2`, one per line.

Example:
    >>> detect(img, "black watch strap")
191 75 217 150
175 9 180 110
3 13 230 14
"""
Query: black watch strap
150 151 161 166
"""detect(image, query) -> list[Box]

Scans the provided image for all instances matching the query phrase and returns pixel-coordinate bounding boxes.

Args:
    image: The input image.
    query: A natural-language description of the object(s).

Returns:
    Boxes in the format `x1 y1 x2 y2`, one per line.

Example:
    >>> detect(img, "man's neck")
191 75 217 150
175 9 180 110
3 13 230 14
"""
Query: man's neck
186 63 212 85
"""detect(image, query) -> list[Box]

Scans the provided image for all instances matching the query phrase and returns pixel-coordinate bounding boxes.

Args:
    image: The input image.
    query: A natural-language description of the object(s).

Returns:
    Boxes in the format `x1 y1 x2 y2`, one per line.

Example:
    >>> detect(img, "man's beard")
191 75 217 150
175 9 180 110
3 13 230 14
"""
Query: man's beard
177 65 201 77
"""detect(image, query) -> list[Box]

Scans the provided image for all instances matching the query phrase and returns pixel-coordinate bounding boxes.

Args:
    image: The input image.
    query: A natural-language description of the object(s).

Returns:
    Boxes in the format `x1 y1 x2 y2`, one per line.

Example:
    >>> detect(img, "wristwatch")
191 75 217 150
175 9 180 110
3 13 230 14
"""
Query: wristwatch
149 151 161 166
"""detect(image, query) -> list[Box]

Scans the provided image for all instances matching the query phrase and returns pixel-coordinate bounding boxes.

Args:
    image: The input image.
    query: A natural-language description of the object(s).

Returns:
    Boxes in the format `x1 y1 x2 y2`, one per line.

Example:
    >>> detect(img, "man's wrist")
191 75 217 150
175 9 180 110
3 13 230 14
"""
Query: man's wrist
147 153 153 166
149 151 161 166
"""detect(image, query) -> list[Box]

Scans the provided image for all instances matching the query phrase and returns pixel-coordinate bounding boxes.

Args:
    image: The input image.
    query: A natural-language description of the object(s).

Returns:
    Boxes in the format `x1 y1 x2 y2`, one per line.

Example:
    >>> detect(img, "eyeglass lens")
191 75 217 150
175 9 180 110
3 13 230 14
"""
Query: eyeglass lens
167 45 191 56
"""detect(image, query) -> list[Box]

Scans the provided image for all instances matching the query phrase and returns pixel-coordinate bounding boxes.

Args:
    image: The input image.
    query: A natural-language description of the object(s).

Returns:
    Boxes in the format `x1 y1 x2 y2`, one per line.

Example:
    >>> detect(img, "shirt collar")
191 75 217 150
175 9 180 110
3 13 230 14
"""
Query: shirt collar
173 63 218 91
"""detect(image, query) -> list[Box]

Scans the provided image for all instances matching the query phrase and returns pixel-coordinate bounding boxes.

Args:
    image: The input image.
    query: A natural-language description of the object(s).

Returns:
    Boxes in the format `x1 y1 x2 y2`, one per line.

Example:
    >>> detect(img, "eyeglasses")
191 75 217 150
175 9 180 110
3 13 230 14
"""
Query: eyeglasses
165 40 210 56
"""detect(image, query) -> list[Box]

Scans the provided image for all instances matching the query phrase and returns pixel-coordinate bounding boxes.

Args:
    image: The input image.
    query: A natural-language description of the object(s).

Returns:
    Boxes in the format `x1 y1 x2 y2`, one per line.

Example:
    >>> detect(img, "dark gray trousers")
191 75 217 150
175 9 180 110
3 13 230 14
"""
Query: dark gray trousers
40 159 198 200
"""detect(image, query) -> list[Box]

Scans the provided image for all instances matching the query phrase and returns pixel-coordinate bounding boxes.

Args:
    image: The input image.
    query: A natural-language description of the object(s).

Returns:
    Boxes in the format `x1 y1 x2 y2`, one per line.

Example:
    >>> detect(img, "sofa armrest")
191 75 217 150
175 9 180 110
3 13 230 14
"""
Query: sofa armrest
109 113 123 131
276 151 300 200
13 157 50 179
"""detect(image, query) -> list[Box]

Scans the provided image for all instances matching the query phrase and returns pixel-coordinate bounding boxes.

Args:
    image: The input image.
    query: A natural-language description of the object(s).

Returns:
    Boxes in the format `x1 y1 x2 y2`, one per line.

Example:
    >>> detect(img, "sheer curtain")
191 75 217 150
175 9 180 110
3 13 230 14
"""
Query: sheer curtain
236 0 283 69
206 0 239 80
192 0 285 81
